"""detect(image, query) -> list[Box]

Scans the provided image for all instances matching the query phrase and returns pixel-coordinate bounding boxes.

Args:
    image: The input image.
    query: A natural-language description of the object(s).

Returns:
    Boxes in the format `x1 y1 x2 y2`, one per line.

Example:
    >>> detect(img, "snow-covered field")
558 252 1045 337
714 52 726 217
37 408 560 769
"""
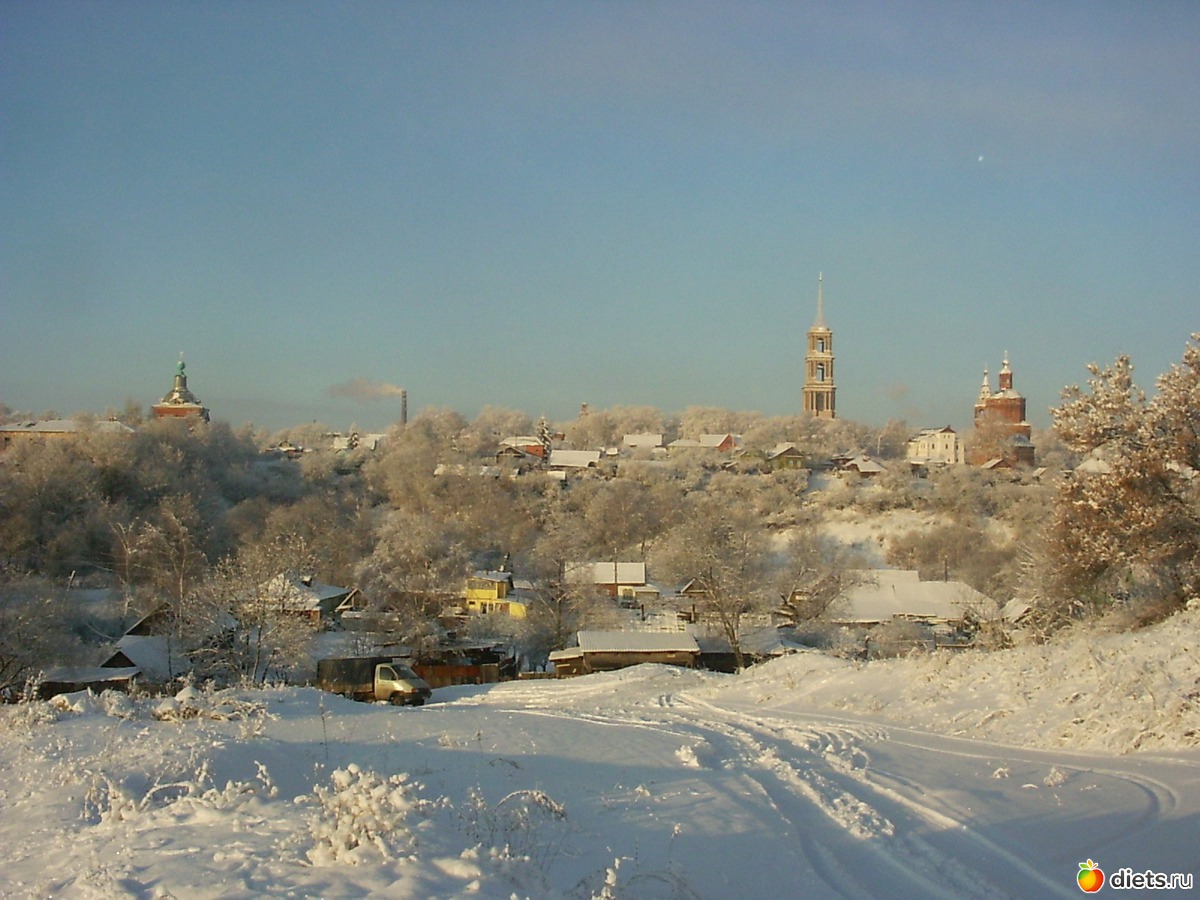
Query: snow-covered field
3 609 1198 899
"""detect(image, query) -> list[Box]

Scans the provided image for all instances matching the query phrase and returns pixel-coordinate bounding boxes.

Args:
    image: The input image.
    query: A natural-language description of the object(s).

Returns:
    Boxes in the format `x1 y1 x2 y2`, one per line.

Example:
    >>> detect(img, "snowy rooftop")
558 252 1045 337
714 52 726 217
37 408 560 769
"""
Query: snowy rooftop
576 630 699 654
835 569 998 623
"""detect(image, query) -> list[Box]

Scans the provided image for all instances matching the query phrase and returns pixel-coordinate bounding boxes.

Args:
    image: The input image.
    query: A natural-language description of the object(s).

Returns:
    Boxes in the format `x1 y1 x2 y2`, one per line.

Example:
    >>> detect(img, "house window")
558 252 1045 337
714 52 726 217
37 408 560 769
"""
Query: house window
816 363 826 382
817 338 826 352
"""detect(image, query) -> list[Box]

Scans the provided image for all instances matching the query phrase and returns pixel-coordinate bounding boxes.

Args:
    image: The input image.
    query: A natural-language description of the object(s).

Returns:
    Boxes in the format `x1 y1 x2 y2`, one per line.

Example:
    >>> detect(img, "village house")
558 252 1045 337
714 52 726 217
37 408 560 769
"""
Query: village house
765 442 806 470
330 431 386 452
498 435 549 459
835 454 886 478
905 426 964 467
495 444 542 472
463 571 528 618
831 569 999 626
263 574 358 626
785 569 1010 656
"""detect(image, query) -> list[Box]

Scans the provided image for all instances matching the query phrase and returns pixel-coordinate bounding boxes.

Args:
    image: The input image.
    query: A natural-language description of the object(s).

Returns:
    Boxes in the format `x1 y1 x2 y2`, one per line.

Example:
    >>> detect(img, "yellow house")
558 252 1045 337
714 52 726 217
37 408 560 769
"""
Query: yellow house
464 572 527 619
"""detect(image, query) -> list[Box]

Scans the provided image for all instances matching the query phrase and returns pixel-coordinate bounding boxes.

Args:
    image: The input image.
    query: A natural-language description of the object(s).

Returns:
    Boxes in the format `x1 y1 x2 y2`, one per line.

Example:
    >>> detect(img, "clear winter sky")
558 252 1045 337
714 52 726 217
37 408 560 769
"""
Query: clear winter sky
2 2 1197 434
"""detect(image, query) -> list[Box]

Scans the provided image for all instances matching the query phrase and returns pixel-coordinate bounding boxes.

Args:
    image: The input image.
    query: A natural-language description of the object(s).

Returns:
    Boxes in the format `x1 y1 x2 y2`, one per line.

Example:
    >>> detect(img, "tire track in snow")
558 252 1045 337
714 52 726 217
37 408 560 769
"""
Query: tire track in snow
662 702 1004 900
755 706 1186 860
505 704 883 896
683 697 1190 899
517 697 1005 897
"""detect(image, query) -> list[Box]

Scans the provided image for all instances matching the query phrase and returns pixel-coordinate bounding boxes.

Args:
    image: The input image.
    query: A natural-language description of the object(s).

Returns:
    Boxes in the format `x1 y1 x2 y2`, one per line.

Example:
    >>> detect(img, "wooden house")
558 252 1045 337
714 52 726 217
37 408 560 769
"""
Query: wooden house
464 571 528 618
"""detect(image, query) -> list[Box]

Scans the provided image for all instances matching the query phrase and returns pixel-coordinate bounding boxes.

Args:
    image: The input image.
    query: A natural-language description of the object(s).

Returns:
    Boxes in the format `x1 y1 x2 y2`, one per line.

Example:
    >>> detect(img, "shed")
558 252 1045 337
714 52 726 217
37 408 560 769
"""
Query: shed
38 666 140 699
561 630 700 674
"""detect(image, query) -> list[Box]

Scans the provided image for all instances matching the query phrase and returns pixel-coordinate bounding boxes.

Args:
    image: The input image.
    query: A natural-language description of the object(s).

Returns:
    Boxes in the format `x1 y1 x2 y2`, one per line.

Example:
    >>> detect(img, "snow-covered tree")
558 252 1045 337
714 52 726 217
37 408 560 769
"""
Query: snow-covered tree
186 534 319 684
651 496 773 670
355 509 469 624
1033 334 1200 630
0 577 85 694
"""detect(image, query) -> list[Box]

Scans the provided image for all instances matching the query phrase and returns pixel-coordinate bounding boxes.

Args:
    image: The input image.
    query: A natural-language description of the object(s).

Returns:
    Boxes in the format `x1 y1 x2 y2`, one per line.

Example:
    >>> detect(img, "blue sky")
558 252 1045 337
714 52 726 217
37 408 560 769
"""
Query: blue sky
3 1 1197 434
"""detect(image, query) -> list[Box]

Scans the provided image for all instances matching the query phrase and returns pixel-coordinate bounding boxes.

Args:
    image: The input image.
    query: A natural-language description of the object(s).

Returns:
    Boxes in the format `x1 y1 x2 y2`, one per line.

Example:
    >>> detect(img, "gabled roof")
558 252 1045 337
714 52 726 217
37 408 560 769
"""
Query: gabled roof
496 445 540 460
689 623 794 656
766 442 802 460
842 455 885 474
105 635 182 681
668 433 740 451
263 574 353 612
701 433 741 449
499 436 547 457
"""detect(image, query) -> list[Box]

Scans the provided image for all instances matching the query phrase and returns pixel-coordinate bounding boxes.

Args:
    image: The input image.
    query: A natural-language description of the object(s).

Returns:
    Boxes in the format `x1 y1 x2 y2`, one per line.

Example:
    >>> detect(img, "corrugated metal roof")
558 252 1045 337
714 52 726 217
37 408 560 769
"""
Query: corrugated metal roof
565 562 646 585
576 631 699 654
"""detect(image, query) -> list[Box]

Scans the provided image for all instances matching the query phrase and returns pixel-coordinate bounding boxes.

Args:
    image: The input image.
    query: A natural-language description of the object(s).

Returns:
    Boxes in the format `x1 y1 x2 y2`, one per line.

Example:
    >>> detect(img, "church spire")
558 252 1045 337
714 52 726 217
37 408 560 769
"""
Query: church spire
813 272 826 329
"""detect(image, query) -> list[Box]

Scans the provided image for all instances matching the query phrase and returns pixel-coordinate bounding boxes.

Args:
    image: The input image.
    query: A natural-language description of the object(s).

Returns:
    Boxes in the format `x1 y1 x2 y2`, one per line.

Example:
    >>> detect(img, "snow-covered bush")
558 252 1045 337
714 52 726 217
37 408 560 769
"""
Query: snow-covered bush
81 757 276 825
301 764 430 866
152 684 269 723
0 679 58 730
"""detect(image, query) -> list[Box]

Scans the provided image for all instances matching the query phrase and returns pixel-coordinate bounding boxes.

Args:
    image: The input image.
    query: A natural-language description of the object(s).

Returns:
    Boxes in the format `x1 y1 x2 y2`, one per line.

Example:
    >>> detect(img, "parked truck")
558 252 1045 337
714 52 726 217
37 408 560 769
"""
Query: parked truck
316 657 433 706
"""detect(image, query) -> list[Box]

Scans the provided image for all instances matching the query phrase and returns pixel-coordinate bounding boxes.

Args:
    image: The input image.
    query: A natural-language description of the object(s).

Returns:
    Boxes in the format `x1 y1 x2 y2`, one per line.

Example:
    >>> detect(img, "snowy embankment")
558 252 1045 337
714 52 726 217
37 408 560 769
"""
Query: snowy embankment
1 608 1197 898
724 604 1200 755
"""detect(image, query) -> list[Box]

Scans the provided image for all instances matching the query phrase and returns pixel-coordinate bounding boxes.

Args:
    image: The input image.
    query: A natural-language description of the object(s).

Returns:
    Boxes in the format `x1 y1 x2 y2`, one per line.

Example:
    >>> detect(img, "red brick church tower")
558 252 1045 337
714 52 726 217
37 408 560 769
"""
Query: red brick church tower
152 355 210 422
969 354 1034 466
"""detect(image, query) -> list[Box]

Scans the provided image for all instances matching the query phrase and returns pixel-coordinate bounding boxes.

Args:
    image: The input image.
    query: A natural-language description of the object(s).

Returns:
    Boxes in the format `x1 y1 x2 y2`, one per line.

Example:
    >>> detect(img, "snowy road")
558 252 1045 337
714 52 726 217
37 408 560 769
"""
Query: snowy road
442 670 1199 898
2 661 1197 898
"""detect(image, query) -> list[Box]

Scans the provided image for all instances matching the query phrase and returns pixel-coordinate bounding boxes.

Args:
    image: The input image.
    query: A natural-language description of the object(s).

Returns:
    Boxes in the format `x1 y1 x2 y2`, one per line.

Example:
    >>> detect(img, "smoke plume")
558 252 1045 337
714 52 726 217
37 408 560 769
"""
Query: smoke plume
327 378 406 403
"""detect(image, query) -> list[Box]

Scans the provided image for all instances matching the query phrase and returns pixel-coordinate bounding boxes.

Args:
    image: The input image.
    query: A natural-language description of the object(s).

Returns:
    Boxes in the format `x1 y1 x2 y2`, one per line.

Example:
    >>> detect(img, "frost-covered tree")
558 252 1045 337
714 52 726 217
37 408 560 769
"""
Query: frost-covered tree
355 510 470 622
1033 334 1200 630
651 497 773 670
773 530 860 628
186 534 319 684
0 577 85 694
